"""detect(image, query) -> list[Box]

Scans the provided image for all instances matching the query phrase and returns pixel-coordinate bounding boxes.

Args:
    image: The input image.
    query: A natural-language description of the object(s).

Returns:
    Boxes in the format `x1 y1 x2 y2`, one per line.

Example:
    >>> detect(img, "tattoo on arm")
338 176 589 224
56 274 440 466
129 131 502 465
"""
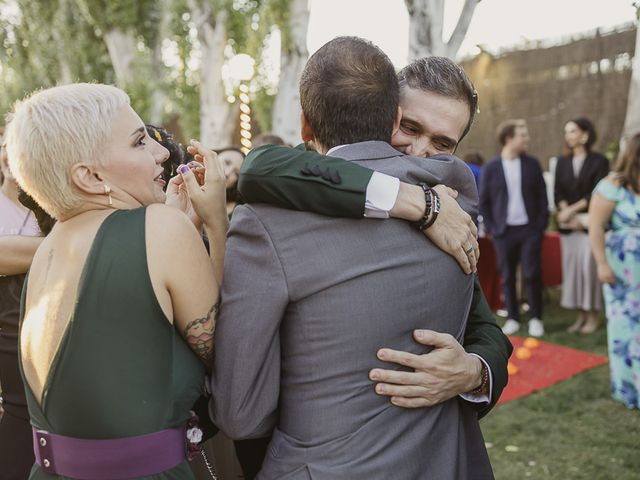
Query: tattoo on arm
183 300 219 366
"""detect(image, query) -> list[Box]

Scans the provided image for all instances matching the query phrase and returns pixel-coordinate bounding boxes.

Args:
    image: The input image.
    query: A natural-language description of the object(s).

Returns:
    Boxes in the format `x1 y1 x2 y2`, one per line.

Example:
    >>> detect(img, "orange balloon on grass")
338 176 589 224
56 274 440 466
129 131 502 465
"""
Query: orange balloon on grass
515 347 532 360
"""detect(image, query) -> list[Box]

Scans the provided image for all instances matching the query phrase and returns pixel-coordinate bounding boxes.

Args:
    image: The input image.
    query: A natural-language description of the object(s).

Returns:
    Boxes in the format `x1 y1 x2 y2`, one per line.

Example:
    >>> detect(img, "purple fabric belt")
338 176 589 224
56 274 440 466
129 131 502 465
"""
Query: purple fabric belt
32 426 186 479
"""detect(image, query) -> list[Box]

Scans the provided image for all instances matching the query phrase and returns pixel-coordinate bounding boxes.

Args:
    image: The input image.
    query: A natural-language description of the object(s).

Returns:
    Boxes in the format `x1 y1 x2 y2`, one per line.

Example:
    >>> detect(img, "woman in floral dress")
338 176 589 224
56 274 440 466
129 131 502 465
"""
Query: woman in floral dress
589 133 640 409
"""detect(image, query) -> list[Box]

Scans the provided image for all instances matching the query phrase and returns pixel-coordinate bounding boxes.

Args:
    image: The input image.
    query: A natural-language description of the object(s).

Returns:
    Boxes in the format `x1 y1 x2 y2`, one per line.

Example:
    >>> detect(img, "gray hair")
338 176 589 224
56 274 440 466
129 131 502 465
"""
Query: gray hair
398 57 478 141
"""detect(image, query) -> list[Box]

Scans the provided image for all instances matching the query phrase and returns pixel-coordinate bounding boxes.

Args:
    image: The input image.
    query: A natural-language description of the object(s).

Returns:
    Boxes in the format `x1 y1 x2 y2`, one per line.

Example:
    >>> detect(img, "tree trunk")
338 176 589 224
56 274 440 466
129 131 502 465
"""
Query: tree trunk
54 0 73 84
271 0 309 145
187 0 235 148
622 24 640 143
405 0 480 60
103 28 137 86
149 0 171 125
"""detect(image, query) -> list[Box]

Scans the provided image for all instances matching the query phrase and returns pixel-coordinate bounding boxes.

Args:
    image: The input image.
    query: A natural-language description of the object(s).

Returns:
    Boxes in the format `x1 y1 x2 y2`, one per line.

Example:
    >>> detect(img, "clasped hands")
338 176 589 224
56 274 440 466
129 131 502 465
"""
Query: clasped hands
164 140 227 227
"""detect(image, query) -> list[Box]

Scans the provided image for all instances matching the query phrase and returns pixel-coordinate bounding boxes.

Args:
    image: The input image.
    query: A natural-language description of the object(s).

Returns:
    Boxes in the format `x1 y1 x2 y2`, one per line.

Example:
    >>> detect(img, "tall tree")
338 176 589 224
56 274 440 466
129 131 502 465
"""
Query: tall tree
622 6 640 142
148 0 172 124
75 0 167 121
186 0 235 148
269 0 309 145
405 0 480 60
0 0 112 117
76 0 153 86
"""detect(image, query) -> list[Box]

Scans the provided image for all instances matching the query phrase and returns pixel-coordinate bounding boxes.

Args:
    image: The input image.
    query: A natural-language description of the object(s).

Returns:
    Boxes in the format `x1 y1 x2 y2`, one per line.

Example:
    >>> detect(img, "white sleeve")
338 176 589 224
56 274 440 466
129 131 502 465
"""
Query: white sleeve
458 354 493 404
364 171 400 219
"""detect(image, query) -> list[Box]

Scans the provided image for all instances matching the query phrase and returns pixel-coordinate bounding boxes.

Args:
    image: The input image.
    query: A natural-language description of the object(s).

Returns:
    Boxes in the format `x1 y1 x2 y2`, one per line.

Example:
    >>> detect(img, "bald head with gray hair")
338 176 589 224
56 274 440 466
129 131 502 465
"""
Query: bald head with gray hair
398 57 478 141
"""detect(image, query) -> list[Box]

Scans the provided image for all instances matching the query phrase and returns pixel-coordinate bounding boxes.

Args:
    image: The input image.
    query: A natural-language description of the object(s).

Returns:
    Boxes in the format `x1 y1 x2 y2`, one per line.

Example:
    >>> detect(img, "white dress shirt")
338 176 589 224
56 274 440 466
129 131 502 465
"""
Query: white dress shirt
572 154 586 178
501 157 529 226
327 145 400 219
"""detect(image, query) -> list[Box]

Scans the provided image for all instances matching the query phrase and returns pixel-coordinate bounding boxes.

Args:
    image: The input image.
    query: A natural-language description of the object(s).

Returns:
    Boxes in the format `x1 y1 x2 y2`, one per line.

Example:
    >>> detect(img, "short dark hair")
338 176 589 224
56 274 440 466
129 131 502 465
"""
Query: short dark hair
18 188 56 235
497 119 527 146
567 117 597 153
398 57 478 141
299 36 399 150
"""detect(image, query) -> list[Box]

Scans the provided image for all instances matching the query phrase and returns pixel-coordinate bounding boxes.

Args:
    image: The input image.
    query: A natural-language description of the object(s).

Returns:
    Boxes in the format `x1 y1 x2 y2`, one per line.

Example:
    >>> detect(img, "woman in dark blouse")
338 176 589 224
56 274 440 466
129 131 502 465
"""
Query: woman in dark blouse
554 117 609 333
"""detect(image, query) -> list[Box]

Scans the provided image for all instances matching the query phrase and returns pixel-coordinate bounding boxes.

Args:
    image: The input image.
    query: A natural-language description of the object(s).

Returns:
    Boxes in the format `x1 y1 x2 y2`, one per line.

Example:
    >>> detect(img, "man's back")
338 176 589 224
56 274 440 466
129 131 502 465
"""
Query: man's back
210 142 493 479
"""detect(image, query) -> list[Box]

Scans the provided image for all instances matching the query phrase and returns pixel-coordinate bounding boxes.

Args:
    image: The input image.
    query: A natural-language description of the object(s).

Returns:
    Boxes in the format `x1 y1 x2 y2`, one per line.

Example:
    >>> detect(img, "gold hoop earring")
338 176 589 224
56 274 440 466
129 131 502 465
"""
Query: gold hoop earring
580 135 588 145
104 185 113 206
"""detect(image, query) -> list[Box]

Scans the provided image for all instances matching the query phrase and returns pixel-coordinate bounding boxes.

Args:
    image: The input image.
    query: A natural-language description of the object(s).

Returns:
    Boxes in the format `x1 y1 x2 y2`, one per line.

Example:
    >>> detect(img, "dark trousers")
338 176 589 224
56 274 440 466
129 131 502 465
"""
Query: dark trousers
492 225 544 322
234 437 271 479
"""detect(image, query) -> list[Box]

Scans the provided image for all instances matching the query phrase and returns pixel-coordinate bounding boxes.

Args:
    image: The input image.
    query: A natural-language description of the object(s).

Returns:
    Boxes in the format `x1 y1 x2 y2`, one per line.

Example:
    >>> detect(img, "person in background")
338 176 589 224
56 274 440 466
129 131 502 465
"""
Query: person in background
554 118 609 333
215 146 245 215
463 152 484 190
479 119 549 337
0 140 42 480
252 133 286 147
589 132 640 410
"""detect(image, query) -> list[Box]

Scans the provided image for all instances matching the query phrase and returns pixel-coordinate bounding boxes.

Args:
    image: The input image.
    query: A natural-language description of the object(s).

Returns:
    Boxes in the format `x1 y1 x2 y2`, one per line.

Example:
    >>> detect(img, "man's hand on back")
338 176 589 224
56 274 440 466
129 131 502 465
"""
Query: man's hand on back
426 185 479 274
368 330 483 408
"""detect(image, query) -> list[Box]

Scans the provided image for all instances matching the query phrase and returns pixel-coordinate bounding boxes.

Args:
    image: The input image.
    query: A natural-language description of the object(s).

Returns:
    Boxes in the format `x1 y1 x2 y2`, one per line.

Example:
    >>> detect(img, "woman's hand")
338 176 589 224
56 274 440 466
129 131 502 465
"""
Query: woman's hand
597 261 615 284
556 208 573 225
165 171 202 229
179 140 227 227
559 217 583 231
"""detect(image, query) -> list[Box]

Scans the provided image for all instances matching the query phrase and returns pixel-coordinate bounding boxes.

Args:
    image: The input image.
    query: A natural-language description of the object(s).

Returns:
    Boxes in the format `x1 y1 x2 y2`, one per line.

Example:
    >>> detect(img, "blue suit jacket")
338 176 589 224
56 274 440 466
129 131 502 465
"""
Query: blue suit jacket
479 154 549 238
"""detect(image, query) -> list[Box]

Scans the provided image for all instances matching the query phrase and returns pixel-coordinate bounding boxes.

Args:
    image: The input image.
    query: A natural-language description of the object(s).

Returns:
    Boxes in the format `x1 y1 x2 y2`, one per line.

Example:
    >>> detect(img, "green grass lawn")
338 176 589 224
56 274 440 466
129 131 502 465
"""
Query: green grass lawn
483 289 640 479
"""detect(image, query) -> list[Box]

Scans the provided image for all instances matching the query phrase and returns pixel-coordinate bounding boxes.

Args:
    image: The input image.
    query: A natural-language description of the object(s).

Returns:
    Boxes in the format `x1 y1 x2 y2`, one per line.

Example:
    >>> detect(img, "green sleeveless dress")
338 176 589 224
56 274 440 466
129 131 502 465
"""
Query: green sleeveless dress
19 208 205 479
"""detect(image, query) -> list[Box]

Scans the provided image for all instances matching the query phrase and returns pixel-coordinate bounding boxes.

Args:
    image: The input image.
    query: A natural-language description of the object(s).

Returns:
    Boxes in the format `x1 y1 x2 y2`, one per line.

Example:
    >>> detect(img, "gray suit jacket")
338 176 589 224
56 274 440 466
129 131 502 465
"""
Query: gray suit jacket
209 141 493 479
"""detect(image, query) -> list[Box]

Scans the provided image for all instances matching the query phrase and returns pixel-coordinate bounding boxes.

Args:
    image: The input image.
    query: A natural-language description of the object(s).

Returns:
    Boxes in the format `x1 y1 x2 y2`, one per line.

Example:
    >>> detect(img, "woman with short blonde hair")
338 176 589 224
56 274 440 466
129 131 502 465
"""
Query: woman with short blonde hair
8 83 228 479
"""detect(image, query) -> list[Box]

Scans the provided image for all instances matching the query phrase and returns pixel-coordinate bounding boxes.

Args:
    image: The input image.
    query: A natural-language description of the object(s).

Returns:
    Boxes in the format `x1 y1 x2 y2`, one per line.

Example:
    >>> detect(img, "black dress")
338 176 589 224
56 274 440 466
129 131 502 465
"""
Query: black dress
0 273 34 479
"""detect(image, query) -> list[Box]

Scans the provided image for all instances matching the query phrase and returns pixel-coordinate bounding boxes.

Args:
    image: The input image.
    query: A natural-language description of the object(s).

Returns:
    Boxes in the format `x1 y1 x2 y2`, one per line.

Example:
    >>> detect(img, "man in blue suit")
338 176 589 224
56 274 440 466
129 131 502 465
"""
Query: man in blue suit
479 119 549 337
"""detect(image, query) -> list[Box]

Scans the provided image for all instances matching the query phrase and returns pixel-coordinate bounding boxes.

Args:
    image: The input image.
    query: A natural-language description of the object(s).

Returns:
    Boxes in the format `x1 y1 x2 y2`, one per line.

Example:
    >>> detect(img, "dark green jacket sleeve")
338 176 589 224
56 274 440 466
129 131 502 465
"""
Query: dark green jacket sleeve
465 276 514 418
238 144 373 218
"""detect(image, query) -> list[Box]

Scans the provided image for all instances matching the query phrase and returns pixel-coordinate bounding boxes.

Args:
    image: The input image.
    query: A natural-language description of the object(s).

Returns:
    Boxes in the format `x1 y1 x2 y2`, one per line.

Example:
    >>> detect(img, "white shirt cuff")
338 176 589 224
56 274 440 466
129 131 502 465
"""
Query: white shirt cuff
459 354 493 404
364 172 400 219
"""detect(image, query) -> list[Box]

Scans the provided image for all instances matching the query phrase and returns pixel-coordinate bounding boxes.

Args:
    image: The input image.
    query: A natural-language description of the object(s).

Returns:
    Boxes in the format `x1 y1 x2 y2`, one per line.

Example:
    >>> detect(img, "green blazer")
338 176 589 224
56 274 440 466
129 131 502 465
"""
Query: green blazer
237 144 513 418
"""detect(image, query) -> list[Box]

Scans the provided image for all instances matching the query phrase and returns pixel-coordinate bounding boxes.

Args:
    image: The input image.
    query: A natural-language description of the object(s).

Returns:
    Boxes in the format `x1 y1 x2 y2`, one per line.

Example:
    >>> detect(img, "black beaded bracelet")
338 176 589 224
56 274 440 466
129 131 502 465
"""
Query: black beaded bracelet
422 188 441 230
411 182 440 231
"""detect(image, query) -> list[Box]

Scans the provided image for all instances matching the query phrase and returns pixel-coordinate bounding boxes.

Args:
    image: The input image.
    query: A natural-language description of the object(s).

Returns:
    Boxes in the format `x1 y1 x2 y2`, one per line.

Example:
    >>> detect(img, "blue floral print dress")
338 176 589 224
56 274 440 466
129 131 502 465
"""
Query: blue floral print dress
593 179 640 409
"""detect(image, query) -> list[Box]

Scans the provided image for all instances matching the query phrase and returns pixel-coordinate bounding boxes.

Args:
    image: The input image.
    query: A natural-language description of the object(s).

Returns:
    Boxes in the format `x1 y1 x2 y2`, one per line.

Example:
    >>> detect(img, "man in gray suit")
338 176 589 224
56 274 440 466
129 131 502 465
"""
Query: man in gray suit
209 36 493 479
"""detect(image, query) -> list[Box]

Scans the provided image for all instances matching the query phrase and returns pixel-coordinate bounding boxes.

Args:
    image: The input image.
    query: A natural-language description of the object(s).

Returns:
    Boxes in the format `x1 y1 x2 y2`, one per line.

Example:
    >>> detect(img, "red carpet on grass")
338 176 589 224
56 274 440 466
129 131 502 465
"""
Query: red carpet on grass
497 336 608 405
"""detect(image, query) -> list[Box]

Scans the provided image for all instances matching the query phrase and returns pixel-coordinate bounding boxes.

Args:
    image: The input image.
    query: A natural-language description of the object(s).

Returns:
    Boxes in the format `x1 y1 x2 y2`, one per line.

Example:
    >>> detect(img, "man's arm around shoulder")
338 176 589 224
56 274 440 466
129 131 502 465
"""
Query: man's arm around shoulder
239 144 372 217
